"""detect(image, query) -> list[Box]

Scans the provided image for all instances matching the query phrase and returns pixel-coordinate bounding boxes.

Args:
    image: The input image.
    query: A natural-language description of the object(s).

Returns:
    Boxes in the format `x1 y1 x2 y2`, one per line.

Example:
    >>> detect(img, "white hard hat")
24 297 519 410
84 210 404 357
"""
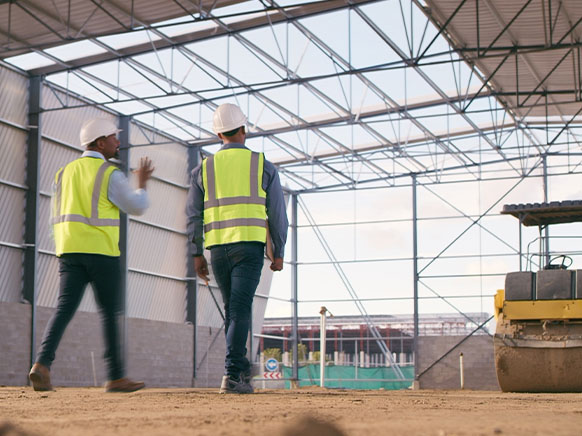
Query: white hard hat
212 103 247 134
80 118 121 146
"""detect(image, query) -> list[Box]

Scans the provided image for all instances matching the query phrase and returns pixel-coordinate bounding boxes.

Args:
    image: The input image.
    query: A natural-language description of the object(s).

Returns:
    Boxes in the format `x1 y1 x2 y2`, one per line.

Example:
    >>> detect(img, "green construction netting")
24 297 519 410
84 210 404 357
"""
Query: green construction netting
281 364 414 389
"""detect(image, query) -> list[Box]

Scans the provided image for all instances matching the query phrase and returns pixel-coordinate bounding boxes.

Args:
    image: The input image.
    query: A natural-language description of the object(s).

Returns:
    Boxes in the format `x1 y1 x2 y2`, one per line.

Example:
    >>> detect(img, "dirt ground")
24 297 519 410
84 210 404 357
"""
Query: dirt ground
1 386 582 436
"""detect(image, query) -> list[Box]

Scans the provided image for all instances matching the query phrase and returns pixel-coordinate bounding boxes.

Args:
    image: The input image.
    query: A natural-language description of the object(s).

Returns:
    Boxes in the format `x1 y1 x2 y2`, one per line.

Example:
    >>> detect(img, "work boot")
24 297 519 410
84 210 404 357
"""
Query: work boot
104 377 145 393
219 375 253 394
29 363 53 392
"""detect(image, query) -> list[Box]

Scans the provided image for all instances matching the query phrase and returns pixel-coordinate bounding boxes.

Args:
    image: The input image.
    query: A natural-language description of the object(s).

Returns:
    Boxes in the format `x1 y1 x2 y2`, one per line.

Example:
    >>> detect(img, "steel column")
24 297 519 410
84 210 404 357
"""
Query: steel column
186 146 199 383
291 192 299 383
542 155 550 267
23 75 42 372
118 115 130 369
412 174 419 381
519 217 523 271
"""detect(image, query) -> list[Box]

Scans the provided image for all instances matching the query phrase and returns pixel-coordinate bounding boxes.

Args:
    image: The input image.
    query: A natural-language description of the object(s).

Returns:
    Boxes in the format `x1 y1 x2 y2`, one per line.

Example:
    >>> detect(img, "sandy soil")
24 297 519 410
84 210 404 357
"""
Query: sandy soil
1 386 582 436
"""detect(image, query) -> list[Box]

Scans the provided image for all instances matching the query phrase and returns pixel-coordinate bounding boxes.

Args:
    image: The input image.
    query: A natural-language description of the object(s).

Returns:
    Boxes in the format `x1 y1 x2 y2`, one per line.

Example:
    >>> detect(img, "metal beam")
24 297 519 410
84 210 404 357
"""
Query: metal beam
290 192 299 384
27 0 381 76
118 115 131 373
23 75 42 373
411 174 419 382
480 0 535 58
186 145 199 384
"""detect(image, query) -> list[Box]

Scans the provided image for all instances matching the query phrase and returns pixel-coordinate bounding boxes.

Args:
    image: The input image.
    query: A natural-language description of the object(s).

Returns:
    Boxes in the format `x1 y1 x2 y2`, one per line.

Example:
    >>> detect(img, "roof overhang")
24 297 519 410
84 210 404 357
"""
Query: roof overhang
0 0 243 59
423 0 582 119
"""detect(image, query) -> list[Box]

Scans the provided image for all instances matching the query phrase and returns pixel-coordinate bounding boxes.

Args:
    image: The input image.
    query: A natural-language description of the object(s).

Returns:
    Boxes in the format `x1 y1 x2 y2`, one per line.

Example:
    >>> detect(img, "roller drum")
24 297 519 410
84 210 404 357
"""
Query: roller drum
494 315 582 392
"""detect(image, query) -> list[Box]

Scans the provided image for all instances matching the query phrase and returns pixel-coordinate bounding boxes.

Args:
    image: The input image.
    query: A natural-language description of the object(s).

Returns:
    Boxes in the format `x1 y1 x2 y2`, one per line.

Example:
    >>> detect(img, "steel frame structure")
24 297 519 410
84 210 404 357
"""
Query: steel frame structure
3 0 582 385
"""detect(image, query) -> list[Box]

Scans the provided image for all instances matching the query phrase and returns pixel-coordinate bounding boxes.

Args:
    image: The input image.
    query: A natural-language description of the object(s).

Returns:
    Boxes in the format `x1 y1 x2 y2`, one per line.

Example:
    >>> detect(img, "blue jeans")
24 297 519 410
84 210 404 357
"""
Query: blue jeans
210 242 264 378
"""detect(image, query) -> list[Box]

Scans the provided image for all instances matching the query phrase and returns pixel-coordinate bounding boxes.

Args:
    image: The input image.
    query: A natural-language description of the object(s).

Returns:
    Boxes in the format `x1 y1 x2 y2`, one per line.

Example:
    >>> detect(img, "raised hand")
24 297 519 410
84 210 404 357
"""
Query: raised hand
136 157 154 189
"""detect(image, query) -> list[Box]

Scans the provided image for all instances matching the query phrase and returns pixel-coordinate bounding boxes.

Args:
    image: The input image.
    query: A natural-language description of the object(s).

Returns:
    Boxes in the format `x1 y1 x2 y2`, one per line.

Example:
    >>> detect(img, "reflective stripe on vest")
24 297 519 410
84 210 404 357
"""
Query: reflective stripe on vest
52 158 120 256
202 149 267 247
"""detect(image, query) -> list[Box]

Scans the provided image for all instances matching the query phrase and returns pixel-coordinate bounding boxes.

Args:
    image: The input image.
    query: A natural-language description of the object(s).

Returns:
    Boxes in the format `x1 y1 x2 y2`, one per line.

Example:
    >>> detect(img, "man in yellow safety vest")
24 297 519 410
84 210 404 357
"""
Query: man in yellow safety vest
28 118 154 393
187 103 288 394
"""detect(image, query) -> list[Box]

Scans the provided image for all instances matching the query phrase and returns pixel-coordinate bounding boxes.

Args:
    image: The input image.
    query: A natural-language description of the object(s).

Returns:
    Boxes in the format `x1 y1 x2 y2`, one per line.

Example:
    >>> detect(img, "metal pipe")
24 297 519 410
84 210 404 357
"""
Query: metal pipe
320 306 327 387
459 352 465 389
519 217 523 271
542 155 550 267
91 351 97 387
355 339 358 381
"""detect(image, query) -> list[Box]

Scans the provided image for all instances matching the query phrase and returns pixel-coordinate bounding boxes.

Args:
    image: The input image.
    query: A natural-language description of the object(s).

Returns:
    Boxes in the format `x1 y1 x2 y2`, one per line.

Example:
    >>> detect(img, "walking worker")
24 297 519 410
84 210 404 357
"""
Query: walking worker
28 118 154 393
186 103 288 394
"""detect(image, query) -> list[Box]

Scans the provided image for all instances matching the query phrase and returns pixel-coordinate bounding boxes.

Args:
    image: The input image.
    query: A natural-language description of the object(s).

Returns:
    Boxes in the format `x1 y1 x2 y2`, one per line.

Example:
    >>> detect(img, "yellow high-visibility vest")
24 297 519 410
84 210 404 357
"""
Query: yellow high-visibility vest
52 157 120 256
202 148 267 248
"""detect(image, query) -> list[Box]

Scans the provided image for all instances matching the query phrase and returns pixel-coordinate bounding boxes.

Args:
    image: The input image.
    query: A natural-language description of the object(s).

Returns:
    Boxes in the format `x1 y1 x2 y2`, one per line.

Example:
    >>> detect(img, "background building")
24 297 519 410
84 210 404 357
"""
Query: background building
259 313 496 389
261 312 491 363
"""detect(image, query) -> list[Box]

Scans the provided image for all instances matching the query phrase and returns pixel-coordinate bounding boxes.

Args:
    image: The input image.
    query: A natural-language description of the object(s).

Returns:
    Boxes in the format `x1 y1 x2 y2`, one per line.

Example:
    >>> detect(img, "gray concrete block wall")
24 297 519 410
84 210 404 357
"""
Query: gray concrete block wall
418 335 499 390
126 317 194 387
194 325 226 388
34 305 107 386
0 302 31 386
0 302 205 388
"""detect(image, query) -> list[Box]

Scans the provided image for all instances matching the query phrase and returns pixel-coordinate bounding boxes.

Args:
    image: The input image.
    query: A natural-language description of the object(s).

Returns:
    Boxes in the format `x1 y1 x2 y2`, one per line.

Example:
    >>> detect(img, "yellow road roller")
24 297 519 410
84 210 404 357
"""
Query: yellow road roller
494 201 582 392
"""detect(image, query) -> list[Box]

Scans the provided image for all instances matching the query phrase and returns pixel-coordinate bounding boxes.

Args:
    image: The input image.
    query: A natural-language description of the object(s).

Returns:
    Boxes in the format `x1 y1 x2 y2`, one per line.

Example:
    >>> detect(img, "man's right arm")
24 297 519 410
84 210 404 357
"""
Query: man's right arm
186 163 205 258
108 157 154 216
186 164 209 281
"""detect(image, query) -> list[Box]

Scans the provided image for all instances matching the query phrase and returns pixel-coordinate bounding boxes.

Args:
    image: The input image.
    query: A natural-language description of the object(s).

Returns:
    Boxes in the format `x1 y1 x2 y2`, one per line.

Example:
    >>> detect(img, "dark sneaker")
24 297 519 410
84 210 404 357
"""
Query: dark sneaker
219 375 254 394
29 363 53 391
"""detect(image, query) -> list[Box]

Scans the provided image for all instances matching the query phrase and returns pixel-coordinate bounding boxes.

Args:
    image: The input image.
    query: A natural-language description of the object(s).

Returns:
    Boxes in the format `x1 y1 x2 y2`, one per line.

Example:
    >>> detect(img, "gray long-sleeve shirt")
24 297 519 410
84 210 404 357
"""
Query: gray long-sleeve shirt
186 143 288 258
82 150 150 215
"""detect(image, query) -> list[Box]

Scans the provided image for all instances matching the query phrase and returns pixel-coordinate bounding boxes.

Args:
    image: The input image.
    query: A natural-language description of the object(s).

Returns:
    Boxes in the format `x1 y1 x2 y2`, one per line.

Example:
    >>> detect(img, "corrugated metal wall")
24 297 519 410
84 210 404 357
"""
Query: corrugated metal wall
0 65 191 323
0 64 275 336
0 65 28 303
126 124 190 322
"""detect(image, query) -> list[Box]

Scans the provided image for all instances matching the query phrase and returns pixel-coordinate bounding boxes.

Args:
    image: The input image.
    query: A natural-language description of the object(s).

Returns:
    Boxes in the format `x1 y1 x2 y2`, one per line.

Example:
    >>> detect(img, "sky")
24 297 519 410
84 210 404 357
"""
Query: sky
266 166 582 322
